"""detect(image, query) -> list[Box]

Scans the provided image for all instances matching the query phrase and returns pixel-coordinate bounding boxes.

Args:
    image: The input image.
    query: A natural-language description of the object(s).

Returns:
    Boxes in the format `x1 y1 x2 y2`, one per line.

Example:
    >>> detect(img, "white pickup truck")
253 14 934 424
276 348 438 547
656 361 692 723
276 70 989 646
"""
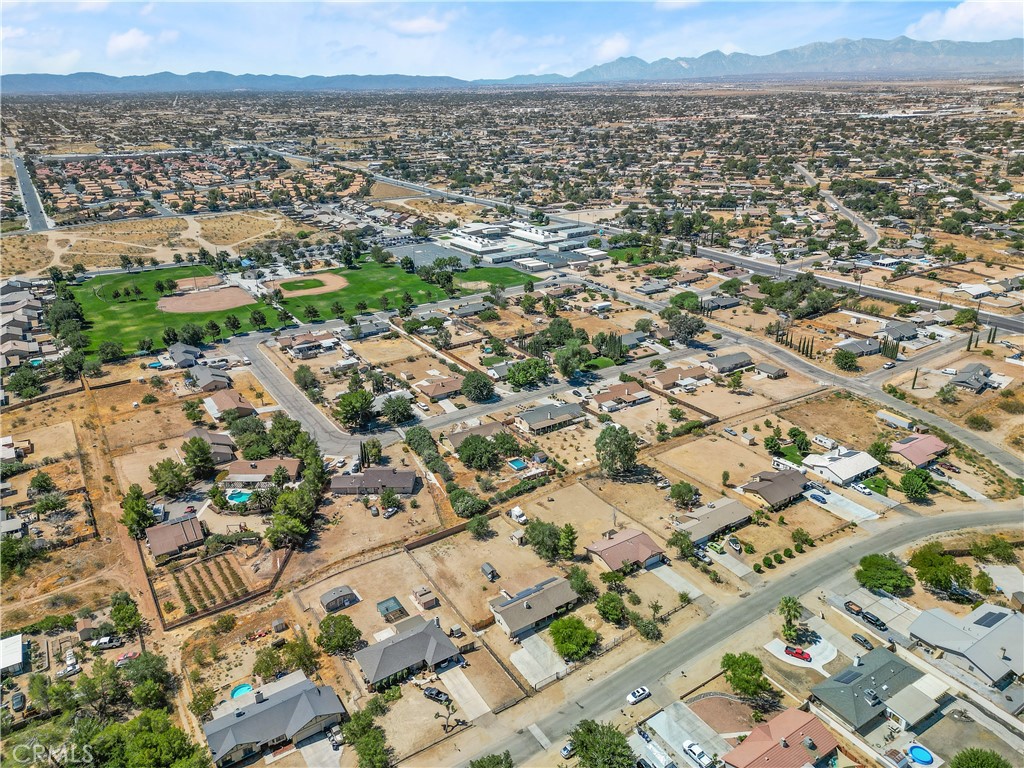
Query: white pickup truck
507 506 528 524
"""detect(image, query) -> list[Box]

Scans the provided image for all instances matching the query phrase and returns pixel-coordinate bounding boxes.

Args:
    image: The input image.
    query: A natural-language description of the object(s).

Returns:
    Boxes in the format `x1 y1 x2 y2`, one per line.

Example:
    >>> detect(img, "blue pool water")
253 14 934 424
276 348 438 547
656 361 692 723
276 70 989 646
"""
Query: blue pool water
908 745 934 765
230 683 253 699
227 489 253 504
508 458 528 471
29 359 43 367
148 361 163 368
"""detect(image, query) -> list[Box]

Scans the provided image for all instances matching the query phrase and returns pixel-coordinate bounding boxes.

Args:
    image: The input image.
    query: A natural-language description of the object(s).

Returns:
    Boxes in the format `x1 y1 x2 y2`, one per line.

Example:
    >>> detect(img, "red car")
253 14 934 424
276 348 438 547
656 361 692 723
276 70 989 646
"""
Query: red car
115 651 140 668
785 646 811 662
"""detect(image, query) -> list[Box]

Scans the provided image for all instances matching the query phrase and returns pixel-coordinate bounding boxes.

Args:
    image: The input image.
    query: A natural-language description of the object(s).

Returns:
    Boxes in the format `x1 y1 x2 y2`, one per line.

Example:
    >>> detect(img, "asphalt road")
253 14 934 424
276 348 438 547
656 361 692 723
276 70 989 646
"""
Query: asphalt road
6 138 50 232
459 506 1023 768
795 163 880 247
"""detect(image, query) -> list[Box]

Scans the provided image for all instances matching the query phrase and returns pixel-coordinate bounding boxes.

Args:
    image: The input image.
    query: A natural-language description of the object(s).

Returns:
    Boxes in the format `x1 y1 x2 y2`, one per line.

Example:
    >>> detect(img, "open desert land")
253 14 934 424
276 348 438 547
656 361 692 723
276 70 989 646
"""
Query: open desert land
349 335 424 366
196 210 308 246
401 197 486 224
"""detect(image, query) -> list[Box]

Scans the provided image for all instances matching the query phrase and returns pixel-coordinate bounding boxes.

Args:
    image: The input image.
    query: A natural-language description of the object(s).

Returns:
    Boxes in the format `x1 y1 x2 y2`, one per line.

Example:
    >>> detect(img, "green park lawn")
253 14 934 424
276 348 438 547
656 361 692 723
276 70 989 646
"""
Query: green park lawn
455 267 531 289
278 277 326 291
583 356 616 370
72 266 272 353
607 247 643 261
278 263 450 318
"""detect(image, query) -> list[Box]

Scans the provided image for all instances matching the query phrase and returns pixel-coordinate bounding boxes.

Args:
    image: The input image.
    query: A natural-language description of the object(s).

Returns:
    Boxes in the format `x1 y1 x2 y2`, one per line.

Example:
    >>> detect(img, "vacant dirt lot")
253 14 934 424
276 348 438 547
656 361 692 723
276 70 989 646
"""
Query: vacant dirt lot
656 433 769 490
350 335 423 365
197 210 307 246
1 232 56 276
780 392 888 453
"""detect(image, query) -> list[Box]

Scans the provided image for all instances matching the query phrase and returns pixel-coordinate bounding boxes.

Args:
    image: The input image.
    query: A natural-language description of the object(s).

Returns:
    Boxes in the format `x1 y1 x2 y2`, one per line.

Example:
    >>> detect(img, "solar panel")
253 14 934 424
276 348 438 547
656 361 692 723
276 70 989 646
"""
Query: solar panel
973 611 1005 628
834 670 863 684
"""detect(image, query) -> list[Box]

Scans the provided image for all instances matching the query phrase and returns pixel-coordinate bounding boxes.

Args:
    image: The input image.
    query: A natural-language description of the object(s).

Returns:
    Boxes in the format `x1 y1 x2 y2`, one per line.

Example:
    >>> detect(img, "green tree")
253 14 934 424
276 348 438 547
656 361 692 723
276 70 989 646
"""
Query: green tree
189 686 217 720
335 389 375 429
949 749 1012 768
519 294 537 313
253 646 285 679
910 542 972 592
549 616 597 661
283 634 320 675
595 591 626 624
721 651 772 698
595 424 637 476
469 751 514 768
29 471 57 494
570 719 636 768
316 615 363 656
937 383 959 404
381 395 414 424
181 436 215 479
120 483 152 538
669 313 706 345
526 519 561 561
294 364 318 393
567 565 596 600
182 399 203 423
833 349 859 371
667 529 695 560
763 435 782 454
363 437 383 464
777 596 803 635
867 440 890 463
457 434 500 470
148 458 190 497
505 358 550 388
467 514 493 540
600 570 627 593
669 481 697 507
7 366 43 398
249 309 268 329
111 592 143 639
900 469 932 501
461 371 496 402
855 553 915 594
558 523 578 559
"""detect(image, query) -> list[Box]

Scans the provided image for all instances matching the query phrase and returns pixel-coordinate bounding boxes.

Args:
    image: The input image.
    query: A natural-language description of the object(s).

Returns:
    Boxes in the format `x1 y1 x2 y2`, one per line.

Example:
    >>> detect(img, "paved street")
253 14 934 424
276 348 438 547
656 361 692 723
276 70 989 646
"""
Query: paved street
5 137 51 231
795 163 880 247
458 506 1022 768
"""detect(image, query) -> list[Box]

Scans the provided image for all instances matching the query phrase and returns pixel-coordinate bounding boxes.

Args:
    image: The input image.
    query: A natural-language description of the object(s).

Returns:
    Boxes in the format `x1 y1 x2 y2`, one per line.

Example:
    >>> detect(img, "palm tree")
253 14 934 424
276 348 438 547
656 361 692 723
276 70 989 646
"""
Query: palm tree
777 596 803 639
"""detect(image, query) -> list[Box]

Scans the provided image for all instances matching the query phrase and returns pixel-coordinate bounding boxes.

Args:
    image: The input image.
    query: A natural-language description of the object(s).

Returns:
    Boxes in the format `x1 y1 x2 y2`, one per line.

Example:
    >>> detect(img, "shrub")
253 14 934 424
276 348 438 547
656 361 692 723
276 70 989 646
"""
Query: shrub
795 543 805 554
752 563 763 573
997 399 1024 415
783 548 794 558
966 414 993 431
762 556 773 568
773 553 784 564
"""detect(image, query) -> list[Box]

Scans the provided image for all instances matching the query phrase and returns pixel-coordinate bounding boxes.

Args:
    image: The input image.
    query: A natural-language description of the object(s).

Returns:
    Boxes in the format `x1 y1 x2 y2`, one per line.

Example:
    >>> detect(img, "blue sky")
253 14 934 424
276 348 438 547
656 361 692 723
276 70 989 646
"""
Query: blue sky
1 1 1020 78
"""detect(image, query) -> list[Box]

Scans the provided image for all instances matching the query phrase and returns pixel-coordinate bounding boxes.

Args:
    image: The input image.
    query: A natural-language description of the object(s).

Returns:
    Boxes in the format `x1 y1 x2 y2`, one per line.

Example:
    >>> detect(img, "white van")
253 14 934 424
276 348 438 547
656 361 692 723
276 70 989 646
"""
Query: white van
941 368 958 376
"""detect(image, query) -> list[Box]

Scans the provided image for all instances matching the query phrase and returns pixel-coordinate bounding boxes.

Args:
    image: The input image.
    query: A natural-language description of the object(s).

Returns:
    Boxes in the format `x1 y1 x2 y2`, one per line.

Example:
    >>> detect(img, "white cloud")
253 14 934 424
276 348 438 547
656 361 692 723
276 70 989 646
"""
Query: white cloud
653 0 702 11
106 28 153 58
158 29 179 44
1 26 27 41
387 12 456 37
75 1 110 12
596 33 631 61
906 1 1024 42
139 3 155 16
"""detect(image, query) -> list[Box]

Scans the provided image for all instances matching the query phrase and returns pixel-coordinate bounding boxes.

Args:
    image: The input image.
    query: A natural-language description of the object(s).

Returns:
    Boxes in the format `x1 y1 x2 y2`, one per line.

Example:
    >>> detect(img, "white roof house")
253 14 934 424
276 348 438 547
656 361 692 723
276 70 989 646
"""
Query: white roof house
803 448 880 486
0 633 25 675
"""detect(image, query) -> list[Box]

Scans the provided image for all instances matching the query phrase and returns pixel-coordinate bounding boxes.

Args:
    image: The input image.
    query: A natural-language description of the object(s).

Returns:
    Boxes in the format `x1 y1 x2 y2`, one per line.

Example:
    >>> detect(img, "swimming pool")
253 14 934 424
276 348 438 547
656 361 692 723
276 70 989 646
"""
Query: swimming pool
226 489 253 504
230 683 253 699
29 358 43 367
907 745 934 765
508 458 528 471
148 361 164 369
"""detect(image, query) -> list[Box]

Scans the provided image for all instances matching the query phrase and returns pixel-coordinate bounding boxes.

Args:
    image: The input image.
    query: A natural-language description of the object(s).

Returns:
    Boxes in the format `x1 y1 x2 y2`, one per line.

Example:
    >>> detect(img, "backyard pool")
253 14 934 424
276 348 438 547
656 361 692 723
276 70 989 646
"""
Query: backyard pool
148 361 164 369
907 745 934 765
230 683 253 699
29 358 43 367
508 458 528 471
226 489 253 504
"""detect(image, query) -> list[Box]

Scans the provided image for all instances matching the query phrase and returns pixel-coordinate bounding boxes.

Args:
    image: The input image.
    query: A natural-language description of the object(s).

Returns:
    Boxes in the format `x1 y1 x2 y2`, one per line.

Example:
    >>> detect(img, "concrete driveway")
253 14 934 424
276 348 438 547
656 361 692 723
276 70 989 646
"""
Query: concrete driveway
765 637 836 677
646 561 704 600
296 731 342 768
709 549 753 580
938 474 988 502
439 666 491 721
803 490 878 522
647 702 730 764
510 634 567 689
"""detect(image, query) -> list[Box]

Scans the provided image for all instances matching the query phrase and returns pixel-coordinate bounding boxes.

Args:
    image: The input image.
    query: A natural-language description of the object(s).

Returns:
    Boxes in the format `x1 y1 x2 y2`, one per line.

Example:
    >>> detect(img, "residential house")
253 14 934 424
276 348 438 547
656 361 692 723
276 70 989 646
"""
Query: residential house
645 366 708 391
889 435 948 469
740 469 806 510
145 515 206 560
585 528 666 572
515 403 583 434
0 634 26 676
704 296 741 312
445 422 506 451
489 576 578 639
952 363 995 394
183 427 236 464
204 672 346 768
635 279 669 295
414 375 464 400
370 389 414 415
619 331 647 349
755 362 787 379
810 648 945 734
592 381 651 412
804 448 880 487
880 321 918 342
835 338 881 357
673 498 752 546
278 330 337 359
353 616 460 689
168 342 202 368
1 517 28 539
452 301 488 318
338 318 390 340
329 468 418 495
486 360 511 381
957 283 990 299
191 367 233 392
705 352 753 374
224 458 302 485
319 585 359 613
721 708 839 768
909 605 1023 689
203 390 256 420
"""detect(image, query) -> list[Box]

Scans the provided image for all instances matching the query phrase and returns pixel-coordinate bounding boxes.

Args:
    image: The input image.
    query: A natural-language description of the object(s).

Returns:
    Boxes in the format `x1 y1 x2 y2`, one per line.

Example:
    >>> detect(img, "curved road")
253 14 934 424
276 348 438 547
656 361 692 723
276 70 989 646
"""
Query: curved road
458 506 1023 768
795 162 879 247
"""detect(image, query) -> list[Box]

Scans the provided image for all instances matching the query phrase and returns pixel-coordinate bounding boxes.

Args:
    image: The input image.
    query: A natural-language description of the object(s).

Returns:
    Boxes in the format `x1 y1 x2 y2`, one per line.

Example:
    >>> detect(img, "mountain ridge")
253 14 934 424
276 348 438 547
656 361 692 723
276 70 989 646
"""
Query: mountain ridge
3 36 1021 94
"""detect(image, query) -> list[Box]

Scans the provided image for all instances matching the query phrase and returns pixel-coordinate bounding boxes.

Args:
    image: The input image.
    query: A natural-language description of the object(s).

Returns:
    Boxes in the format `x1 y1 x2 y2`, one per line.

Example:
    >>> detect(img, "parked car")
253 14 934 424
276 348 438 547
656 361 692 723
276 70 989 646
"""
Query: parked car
852 483 872 496
369 506 380 517
941 368 958 375
683 740 714 768
115 651 140 667
930 466 946 478
328 724 343 749
417 402 429 412
56 665 81 680
785 646 811 661
852 633 874 651
382 507 399 519
938 462 960 474
695 549 713 566
727 536 741 553
810 493 827 504
806 481 830 495
655 480 671 490
560 742 575 759
707 541 725 555
626 686 651 705
185 505 197 514
882 361 896 369
423 687 451 705
571 389 583 398
11 692 25 712
91 636 123 650
723 428 737 437
637 759 654 768
862 611 888 631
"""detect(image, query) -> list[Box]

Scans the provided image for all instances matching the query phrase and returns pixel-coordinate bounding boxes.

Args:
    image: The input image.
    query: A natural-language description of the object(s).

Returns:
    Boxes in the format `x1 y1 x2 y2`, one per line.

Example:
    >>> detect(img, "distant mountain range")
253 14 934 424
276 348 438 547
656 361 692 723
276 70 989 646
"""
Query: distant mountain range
4 36 1021 94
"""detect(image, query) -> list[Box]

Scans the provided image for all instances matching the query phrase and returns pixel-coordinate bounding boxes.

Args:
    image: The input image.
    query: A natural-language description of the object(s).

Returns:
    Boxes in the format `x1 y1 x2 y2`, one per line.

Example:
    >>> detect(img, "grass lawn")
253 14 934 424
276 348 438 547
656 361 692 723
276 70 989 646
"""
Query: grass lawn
72 265 272 353
278 277 325 291
456 267 531 289
863 475 889 496
278 263 451 318
608 247 642 261
778 445 806 465
583 356 616 370
481 355 509 366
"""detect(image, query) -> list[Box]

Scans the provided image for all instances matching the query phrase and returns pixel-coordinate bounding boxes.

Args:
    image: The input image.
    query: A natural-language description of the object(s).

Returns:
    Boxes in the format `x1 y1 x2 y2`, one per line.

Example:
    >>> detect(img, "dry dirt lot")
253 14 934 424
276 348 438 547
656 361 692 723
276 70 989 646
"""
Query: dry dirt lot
529 420 601 472
112 437 184 493
1 232 57 276
779 392 888 454
198 210 307 246
350 335 424 366
231 370 276 407
99 382 195 453
605 394 676 440
656 433 771 491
